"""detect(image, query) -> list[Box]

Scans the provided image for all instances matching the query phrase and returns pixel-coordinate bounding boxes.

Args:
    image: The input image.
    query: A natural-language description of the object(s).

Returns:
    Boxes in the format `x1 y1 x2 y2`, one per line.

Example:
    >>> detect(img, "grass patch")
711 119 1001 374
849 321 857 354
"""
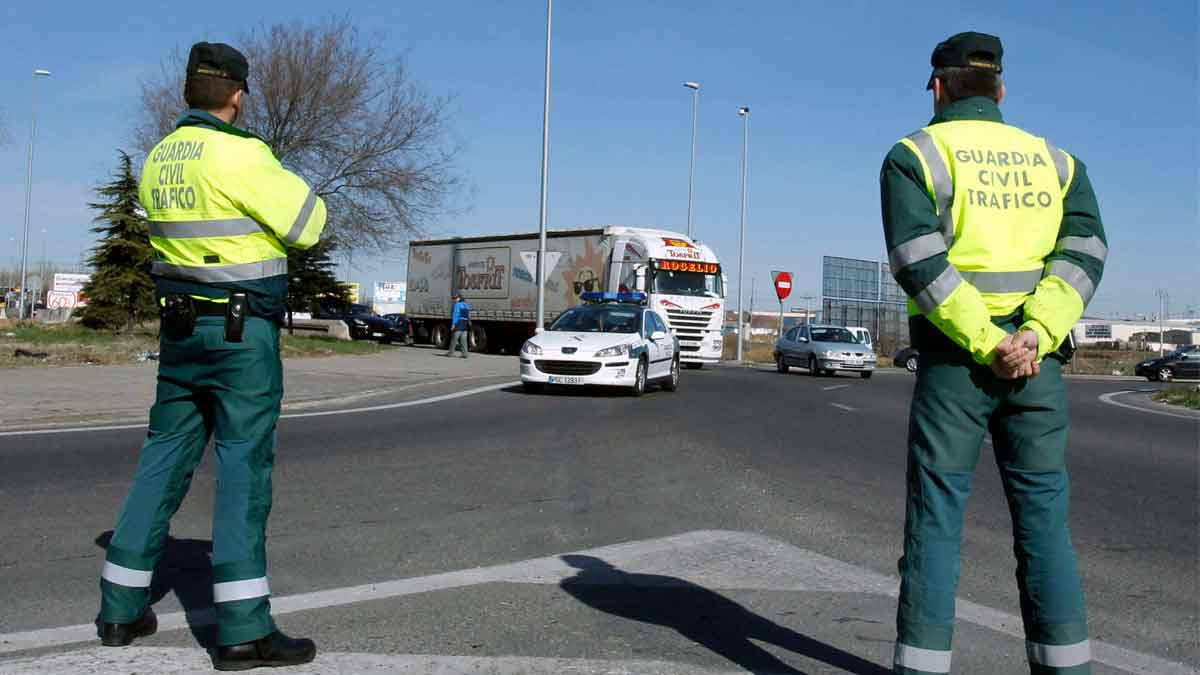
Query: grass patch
280 335 389 358
1153 386 1200 410
0 320 389 367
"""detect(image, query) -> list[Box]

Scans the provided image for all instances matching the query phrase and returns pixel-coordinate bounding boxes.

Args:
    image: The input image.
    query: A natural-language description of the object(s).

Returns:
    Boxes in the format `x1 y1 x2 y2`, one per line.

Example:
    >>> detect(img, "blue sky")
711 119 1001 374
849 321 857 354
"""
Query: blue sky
0 0 1195 318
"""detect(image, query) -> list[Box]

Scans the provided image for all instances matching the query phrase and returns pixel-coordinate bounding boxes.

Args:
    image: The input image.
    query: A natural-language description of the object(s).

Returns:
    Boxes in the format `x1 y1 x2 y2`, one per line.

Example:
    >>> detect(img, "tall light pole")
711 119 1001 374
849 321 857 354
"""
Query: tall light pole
683 82 700 239
1155 288 1168 356
18 68 51 320
535 0 553 332
736 106 750 362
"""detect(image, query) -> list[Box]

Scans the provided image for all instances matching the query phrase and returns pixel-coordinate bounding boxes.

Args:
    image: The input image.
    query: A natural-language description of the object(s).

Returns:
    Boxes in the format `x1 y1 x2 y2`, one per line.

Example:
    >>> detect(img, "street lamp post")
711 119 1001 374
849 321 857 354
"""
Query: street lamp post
535 0 553 332
736 106 750 362
18 68 51 321
683 81 700 239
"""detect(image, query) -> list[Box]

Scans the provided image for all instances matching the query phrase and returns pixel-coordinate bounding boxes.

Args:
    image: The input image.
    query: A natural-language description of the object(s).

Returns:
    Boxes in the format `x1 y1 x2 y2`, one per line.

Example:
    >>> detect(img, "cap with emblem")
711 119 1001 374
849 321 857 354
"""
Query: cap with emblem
187 42 250 94
926 31 1003 90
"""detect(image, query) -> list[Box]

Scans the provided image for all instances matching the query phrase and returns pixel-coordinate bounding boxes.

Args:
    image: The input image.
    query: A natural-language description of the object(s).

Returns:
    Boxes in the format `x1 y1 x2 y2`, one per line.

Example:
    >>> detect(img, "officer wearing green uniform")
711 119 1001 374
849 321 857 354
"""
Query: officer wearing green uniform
97 42 326 670
881 33 1106 674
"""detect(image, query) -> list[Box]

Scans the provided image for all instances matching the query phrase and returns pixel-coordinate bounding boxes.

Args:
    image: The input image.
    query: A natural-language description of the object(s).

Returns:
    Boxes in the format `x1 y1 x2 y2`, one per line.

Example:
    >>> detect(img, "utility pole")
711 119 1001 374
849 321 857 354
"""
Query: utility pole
1155 288 1168 356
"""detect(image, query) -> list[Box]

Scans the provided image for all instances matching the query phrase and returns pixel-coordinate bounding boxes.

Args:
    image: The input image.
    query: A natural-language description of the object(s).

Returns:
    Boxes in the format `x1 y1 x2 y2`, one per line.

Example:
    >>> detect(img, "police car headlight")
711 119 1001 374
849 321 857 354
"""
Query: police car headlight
522 341 543 356
595 344 630 358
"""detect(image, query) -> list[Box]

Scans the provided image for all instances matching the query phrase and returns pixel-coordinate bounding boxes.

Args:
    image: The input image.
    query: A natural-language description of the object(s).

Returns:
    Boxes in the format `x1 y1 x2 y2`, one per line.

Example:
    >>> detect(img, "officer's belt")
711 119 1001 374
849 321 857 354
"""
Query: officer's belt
193 299 228 316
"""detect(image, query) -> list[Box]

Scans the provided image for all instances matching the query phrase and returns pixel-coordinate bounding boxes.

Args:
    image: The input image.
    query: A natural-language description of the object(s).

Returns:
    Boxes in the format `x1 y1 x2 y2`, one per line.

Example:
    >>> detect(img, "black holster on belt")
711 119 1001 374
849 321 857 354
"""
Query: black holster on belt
161 295 197 341
225 293 247 342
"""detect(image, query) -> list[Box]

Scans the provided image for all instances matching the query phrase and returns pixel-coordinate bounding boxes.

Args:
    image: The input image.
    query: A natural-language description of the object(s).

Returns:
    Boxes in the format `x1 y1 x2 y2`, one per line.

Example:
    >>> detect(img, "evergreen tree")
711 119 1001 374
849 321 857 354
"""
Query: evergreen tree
78 151 157 333
286 239 347 332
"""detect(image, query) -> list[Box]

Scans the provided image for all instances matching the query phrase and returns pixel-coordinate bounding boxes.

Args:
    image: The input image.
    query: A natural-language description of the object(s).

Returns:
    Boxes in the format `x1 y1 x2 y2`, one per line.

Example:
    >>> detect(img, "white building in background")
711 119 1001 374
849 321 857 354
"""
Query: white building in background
1074 318 1200 350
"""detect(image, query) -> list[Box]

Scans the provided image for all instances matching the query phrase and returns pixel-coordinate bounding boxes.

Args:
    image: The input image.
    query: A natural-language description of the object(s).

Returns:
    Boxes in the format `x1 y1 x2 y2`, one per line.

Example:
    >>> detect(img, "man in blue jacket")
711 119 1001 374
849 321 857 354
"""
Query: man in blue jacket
447 293 470 358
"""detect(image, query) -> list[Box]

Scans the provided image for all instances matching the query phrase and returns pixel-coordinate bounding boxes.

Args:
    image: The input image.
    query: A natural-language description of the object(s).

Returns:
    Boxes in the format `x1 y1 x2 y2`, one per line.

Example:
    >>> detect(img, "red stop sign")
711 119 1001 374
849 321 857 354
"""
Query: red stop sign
772 271 793 301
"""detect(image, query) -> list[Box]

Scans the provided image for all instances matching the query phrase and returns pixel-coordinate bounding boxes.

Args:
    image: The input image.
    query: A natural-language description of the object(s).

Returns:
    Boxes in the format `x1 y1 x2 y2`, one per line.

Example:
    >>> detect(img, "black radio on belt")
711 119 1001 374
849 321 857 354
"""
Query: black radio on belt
225 293 247 342
161 295 197 341
1056 331 1077 362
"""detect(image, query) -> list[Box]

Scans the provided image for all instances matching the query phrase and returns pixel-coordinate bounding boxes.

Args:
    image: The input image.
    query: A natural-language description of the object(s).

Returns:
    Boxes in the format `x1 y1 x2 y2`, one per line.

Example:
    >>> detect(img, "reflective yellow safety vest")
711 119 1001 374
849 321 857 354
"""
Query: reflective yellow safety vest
890 121 1104 360
139 113 325 308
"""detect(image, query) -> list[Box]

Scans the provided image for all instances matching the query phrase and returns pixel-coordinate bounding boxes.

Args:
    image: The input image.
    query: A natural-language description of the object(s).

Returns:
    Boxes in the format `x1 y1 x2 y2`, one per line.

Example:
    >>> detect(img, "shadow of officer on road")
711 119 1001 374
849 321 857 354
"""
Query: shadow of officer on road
559 554 891 675
95 531 218 647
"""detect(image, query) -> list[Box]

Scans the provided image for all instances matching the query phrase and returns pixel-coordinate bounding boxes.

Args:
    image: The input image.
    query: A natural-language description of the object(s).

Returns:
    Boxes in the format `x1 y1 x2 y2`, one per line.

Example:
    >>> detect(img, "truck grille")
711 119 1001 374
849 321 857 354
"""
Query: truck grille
664 309 715 337
535 360 602 376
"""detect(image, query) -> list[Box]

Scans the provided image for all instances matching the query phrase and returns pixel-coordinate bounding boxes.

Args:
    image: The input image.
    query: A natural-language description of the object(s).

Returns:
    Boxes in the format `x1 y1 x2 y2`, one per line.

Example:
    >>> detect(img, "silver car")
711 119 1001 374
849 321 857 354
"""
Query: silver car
774 325 876 379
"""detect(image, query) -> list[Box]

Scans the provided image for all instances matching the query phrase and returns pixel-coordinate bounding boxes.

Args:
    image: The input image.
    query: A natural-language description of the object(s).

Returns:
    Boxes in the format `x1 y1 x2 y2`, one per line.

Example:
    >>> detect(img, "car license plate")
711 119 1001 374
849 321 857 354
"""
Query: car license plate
845 359 862 366
372 332 383 337
548 376 585 385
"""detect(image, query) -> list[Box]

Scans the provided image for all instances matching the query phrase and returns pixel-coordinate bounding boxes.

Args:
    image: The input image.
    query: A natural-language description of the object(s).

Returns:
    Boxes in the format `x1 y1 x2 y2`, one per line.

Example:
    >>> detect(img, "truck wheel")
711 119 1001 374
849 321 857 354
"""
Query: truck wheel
430 322 450 350
684 362 704 370
860 371 873 380
630 358 648 397
470 324 488 353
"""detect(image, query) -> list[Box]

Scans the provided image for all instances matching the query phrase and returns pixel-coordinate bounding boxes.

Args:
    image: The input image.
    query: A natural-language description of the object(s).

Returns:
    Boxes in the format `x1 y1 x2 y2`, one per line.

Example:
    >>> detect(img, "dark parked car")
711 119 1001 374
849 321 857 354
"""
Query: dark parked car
894 346 920 373
381 313 413 344
1135 346 1200 382
315 302 405 343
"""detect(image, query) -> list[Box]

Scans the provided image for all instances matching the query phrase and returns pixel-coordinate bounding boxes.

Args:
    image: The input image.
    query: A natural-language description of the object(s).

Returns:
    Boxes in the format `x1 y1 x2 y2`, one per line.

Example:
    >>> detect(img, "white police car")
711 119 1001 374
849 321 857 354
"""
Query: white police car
520 293 680 396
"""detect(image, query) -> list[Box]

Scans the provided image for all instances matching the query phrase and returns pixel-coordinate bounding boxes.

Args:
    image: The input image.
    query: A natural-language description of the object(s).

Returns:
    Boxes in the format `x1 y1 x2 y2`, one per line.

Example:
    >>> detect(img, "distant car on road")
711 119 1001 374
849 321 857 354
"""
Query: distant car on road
520 292 680 396
315 302 405 344
1135 347 1200 382
894 346 920 373
774 324 876 378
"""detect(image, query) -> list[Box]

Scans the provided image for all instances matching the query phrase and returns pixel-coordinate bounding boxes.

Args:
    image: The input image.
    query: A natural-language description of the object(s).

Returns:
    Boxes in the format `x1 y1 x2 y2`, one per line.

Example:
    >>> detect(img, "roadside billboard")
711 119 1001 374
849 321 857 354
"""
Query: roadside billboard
373 281 406 315
53 273 91 307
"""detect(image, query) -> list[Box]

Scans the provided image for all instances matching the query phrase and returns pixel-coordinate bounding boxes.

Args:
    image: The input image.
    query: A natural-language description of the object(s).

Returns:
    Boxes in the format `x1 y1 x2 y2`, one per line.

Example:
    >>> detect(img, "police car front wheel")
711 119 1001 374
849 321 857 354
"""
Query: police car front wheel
630 359 648 397
662 357 680 392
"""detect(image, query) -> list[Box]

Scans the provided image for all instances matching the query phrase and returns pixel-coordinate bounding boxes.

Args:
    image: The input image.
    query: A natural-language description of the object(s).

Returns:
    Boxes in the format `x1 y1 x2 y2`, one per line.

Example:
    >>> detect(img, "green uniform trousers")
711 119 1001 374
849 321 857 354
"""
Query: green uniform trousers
100 316 282 646
894 349 1090 675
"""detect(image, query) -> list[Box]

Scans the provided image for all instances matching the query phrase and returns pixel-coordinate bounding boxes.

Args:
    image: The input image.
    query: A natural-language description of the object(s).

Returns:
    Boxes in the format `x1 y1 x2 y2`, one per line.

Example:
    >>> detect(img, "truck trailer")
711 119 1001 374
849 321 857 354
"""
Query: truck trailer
406 227 725 366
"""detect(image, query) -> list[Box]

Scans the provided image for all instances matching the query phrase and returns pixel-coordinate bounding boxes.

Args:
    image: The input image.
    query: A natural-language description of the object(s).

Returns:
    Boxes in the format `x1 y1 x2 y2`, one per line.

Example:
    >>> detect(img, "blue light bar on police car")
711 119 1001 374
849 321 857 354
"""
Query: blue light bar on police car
580 292 647 304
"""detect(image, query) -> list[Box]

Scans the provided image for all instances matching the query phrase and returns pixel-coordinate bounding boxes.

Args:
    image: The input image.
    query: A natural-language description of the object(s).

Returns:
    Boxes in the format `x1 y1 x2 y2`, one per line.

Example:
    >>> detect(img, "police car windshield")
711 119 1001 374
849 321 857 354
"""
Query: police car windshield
651 270 723 298
549 306 640 334
811 328 858 344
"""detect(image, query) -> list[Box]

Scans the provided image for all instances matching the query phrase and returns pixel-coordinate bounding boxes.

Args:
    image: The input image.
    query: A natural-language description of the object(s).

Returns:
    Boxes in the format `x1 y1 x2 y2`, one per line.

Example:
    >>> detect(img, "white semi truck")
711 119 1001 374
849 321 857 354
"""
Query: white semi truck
406 227 726 366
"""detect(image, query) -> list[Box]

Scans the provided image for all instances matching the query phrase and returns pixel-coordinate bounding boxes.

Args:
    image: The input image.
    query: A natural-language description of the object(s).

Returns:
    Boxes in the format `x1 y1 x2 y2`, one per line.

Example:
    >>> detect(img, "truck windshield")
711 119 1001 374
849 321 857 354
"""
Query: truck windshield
651 270 723 298
549 306 640 334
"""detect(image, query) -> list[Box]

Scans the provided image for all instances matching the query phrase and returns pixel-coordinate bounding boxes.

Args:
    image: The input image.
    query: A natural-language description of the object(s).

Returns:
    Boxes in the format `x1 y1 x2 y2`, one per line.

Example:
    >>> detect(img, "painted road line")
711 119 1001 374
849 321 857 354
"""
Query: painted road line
0 530 1189 674
1098 390 1200 421
0 648 774 675
830 403 856 412
0 380 519 438
822 384 849 391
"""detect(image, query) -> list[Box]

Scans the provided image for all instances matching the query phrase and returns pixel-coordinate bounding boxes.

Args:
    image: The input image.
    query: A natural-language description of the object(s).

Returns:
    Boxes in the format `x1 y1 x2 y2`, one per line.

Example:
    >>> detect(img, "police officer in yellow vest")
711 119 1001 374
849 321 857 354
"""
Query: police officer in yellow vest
881 33 1106 674
97 42 325 670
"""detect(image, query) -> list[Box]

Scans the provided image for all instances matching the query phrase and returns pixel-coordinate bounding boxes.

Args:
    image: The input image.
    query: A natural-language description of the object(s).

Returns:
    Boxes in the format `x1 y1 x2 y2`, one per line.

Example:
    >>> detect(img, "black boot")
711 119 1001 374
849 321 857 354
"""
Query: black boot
212 630 317 671
97 607 158 647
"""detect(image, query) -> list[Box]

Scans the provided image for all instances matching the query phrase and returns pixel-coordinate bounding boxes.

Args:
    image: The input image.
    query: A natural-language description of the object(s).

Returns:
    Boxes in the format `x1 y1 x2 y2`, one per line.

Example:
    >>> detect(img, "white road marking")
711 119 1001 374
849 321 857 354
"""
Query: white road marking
0 530 1188 674
830 403 856 412
822 384 849 391
0 381 519 438
0 648 771 674
1098 390 1200 421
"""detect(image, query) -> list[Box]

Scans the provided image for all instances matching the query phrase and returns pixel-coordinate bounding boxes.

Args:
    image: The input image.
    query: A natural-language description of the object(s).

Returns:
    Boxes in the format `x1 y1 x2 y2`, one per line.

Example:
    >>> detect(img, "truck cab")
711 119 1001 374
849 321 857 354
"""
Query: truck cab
609 228 725 367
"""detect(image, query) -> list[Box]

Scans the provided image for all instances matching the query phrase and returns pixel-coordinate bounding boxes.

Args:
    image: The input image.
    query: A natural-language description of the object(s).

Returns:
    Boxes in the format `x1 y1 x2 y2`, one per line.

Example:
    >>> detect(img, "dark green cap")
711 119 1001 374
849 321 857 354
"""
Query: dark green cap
187 42 250 93
926 31 1003 90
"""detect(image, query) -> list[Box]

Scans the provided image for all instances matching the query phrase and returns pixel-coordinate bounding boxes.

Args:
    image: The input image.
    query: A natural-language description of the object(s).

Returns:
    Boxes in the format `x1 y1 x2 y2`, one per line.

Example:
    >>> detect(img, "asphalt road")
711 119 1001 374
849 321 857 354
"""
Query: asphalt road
0 363 1195 673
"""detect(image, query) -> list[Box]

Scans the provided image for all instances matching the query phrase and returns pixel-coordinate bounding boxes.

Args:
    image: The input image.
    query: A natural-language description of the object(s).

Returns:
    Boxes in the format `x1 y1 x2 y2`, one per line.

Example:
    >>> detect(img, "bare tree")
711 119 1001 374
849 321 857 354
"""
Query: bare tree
136 17 462 251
